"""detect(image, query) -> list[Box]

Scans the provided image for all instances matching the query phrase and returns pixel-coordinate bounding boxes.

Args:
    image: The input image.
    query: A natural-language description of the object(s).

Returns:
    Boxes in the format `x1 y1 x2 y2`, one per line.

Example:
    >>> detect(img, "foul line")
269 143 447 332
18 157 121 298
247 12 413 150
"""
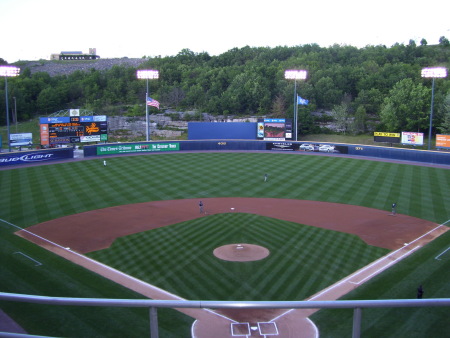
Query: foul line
13 251 43 266
435 247 450 260
1 218 237 325
271 221 449 324
349 245 421 285
434 219 450 260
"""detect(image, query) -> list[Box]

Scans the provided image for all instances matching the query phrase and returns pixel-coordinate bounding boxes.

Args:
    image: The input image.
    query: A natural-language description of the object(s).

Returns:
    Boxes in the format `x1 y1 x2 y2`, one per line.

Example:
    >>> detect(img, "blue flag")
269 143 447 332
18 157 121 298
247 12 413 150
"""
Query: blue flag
297 95 309 105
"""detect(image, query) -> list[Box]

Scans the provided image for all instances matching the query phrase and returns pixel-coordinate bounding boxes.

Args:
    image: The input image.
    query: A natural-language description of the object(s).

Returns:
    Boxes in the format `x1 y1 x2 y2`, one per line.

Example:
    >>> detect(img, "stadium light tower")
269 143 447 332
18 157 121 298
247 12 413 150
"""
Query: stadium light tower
0 65 20 152
421 67 447 150
137 69 159 141
284 70 307 141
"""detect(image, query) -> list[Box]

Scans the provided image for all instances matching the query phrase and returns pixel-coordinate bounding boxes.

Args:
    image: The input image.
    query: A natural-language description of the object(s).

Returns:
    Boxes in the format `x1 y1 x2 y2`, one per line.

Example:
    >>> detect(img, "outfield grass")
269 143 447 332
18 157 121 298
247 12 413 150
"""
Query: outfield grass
1 152 450 337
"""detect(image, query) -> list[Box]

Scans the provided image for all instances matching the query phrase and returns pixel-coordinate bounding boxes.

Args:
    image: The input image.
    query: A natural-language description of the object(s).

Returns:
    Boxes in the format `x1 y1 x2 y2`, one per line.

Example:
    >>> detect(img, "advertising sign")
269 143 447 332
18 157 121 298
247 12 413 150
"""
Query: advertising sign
266 142 298 151
436 134 450 149
10 133 33 146
97 143 180 155
0 149 73 167
374 132 401 143
401 132 424 146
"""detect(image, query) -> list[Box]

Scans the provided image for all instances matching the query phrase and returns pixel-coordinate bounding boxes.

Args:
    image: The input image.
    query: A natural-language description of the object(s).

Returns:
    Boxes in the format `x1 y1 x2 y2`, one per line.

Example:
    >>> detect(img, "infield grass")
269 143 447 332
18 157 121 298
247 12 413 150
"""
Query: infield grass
1 152 450 337
88 213 388 301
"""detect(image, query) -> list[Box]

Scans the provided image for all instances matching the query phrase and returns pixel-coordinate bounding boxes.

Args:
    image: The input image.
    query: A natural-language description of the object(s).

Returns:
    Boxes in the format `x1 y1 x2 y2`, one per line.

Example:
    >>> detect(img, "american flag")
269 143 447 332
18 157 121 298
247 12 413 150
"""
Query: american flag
147 97 160 109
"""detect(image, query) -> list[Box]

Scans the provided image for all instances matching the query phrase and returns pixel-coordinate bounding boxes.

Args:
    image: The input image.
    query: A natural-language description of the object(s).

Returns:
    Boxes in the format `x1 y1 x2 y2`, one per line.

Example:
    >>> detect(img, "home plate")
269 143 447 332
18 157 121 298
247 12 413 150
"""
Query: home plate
231 207 235 210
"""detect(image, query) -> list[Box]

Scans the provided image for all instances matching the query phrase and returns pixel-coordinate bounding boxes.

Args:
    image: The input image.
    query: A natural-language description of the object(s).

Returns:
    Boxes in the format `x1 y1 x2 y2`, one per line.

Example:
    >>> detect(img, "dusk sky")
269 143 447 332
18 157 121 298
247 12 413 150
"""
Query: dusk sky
1 0 449 63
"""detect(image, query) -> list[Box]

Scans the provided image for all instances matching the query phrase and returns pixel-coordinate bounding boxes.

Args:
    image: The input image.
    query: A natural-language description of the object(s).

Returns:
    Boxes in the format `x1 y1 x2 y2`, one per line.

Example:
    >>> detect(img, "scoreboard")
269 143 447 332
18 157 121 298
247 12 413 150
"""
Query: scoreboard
40 116 107 145
256 118 293 141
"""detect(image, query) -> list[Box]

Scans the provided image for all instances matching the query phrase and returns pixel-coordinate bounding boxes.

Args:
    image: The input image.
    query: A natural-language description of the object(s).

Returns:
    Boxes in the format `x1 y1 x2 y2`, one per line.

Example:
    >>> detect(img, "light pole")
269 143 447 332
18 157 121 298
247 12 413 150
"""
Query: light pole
421 67 447 150
13 96 17 133
137 69 159 141
284 69 307 141
0 65 20 152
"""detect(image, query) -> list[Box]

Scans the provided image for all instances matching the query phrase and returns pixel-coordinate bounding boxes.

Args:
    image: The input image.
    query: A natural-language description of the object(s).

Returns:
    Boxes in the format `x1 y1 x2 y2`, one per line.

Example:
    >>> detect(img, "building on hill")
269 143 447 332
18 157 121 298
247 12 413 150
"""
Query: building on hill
50 48 100 61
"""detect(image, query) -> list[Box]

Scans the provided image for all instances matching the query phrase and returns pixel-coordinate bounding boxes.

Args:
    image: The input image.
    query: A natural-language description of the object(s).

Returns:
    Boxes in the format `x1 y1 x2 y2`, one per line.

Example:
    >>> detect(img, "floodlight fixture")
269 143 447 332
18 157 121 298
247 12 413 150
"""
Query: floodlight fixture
137 69 159 80
421 67 448 150
1 65 20 152
284 69 307 80
136 69 159 141
421 67 447 79
284 69 308 141
0 66 20 77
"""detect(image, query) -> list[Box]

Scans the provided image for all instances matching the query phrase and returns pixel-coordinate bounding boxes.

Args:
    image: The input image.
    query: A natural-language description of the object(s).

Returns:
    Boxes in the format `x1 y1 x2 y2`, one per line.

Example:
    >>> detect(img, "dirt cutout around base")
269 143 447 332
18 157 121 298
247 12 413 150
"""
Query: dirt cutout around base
16 197 449 338
214 243 270 261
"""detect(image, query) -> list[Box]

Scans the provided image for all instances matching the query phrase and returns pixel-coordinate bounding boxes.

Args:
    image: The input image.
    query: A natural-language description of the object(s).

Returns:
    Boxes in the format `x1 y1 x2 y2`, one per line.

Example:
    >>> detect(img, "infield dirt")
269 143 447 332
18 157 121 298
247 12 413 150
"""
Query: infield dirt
16 198 448 337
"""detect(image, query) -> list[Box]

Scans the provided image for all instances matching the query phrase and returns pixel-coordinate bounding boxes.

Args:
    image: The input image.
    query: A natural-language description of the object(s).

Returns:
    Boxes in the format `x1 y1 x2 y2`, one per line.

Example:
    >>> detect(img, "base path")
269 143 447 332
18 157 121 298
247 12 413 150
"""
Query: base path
16 198 448 338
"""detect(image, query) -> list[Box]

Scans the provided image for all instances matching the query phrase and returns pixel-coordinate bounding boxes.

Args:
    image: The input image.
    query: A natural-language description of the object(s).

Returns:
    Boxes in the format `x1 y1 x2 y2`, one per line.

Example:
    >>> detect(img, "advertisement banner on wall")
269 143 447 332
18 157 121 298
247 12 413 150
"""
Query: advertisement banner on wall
436 134 450 148
97 143 180 155
0 149 73 167
401 132 424 146
266 142 299 151
374 132 401 143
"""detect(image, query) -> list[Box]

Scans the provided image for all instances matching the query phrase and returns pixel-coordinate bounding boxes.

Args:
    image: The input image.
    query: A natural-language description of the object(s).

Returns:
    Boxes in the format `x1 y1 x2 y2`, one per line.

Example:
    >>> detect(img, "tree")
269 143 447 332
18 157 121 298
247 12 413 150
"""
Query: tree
313 76 342 109
379 78 430 132
438 93 450 134
331 102 352 134
353 106 367 134
36 87 65 113
439 36 450 47
271 95 286 117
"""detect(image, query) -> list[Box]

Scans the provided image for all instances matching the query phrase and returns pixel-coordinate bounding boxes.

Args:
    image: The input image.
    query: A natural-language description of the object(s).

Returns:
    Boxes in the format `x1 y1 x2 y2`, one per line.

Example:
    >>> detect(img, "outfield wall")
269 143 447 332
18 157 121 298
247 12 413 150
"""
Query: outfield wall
1 141 448 167
83 141 450 166
188 122 257 140
0 148 73 167
345 144 450 165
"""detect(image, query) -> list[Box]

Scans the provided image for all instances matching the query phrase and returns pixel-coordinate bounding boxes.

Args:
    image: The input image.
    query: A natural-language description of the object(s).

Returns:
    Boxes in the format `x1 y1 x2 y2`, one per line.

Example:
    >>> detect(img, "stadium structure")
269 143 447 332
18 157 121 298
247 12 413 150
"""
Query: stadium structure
50 48 100 60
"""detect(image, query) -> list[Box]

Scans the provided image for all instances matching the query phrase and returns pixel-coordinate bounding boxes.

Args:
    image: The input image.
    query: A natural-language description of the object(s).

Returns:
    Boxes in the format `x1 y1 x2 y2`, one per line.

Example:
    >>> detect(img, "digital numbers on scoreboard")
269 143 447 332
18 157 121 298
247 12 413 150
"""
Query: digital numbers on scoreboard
49 120 84 137
40 116 108 145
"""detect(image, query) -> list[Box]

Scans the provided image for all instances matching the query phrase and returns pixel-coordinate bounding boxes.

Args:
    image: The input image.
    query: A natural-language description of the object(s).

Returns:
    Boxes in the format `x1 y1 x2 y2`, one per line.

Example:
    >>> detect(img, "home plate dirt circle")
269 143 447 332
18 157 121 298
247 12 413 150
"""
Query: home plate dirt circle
213 243 270 261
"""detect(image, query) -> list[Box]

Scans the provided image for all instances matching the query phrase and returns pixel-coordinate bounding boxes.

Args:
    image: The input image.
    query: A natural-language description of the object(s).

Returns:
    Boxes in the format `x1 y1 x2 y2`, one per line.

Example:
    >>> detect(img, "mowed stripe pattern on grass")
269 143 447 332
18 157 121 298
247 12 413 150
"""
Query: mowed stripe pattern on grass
2 152 450 337
88 213 388 301
1 153 450 227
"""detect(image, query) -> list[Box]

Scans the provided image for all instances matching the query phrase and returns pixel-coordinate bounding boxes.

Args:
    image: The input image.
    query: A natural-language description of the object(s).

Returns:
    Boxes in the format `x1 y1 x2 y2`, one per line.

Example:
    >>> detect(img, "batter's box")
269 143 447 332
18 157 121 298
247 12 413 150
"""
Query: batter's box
258 322 279 336
231 322 250 336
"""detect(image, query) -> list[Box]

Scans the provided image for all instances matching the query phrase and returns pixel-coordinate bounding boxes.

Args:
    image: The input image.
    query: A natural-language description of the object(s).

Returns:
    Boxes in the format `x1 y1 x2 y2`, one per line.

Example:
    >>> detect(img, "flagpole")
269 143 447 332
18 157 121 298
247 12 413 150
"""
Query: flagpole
294 79 298 141
284 69 307 142
137 69 159 142
146 78 150 141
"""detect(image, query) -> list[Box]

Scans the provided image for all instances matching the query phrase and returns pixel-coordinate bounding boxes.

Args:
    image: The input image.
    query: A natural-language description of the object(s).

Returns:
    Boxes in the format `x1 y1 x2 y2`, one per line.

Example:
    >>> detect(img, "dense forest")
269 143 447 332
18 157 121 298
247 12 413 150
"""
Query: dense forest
1 38 450 136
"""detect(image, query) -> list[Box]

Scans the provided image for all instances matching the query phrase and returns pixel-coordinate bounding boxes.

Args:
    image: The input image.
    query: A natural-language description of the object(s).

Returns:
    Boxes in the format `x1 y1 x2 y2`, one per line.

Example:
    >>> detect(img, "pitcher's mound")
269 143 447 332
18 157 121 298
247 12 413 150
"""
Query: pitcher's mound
213 243 270 262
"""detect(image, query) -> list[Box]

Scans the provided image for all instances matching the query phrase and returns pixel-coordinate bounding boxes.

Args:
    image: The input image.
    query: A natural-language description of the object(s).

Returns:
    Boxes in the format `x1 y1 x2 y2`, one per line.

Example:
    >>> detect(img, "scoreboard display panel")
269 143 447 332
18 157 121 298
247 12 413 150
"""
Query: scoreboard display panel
256 118 293 141
40 116 107 145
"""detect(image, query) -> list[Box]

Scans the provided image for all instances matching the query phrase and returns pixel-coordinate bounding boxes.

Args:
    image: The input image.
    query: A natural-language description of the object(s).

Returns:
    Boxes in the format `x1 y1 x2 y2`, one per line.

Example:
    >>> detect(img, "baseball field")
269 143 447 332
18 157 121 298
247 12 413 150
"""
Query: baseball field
1 151 450 337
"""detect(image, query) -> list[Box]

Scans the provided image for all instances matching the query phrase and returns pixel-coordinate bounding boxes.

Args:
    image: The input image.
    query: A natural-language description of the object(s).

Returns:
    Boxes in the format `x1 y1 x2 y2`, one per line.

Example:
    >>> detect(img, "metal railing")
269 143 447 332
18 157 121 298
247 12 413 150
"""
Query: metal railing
1 292 450 338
